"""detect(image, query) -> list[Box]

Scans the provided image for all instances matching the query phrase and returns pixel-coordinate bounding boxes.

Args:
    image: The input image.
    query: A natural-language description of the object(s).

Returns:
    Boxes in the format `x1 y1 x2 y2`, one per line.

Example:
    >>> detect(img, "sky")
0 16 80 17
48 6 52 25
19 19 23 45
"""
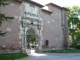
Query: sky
32 0 80 7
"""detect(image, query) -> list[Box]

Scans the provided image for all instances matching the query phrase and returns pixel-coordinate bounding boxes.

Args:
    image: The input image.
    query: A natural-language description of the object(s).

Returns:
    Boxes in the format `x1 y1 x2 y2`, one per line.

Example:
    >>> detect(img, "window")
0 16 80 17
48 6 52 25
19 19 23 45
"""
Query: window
45 40 49 46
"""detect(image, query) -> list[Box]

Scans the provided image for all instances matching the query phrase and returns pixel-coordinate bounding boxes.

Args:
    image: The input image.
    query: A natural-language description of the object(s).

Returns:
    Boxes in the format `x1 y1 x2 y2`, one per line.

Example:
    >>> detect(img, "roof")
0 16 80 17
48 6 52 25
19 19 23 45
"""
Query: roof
41 9 52 13
41 6 52 13
46 2 68 11
17 0 44 8
62 7 69 11
16 0 68 11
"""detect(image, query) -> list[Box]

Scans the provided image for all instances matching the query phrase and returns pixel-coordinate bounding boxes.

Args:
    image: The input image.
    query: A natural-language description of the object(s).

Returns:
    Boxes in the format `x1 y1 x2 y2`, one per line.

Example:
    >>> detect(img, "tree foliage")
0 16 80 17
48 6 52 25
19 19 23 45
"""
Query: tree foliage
67 5 80 48
0 0 14 36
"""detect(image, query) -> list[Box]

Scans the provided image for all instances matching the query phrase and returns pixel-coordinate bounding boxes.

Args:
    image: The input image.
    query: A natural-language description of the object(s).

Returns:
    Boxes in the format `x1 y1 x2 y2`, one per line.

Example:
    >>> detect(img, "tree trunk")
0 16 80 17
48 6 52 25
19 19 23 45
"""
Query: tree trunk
71 33 75 48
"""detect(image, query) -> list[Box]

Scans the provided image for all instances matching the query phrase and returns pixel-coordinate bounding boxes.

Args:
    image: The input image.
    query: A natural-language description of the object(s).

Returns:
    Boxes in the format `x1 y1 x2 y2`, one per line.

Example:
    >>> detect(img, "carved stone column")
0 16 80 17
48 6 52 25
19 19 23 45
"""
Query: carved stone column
35 35 42 52
35 35 39 52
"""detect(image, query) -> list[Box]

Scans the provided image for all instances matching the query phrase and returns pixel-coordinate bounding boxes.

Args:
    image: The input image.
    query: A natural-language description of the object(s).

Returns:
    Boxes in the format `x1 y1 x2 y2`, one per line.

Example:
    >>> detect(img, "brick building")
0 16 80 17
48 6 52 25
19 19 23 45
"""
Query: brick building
0 0 68 54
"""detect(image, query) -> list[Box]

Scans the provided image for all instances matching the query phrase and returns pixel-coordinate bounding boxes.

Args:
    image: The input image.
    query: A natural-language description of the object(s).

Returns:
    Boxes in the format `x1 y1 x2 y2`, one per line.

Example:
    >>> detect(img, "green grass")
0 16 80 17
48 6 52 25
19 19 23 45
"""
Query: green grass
43 49 80 53
0 53 28 60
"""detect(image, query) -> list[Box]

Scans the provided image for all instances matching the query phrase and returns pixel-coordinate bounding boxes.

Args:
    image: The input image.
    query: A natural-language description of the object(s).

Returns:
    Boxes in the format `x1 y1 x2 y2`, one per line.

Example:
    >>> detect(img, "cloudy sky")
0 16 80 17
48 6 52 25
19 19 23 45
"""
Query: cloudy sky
32 0 80 7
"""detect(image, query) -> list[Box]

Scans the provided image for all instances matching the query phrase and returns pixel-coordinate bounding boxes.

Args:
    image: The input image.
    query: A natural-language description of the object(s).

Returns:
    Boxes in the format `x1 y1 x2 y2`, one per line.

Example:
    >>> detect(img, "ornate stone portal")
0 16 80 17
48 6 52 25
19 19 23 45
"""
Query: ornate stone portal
20 2 42 53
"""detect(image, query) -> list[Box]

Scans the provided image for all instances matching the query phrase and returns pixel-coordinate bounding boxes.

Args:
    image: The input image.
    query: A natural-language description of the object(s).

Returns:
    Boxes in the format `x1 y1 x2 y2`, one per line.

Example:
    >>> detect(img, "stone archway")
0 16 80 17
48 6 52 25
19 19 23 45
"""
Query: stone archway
26 28 39 53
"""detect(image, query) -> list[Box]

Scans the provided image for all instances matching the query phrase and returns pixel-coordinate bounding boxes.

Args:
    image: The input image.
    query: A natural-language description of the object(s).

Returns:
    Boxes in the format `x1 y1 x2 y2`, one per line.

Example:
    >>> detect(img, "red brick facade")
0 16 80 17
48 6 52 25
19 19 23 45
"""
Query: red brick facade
0 0 68 53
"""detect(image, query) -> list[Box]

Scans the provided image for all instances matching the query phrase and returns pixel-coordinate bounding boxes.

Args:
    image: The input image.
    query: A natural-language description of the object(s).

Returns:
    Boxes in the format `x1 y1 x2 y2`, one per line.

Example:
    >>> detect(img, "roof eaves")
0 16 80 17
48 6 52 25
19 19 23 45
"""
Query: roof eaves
41 8 52 13
62 7 69 11
15 0 44 8
46 2 62 9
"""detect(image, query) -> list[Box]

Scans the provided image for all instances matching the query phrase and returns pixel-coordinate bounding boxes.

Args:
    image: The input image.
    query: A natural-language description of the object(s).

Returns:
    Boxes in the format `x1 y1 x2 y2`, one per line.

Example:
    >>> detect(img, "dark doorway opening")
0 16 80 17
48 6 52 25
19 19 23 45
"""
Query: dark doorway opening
27 35 36 49
26 28 37 53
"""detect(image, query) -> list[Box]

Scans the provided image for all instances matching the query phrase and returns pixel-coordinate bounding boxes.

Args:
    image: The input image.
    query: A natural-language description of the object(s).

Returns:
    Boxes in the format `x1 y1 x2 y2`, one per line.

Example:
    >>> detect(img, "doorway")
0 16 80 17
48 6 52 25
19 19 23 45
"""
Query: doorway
27 35 36 49
26 28 37 53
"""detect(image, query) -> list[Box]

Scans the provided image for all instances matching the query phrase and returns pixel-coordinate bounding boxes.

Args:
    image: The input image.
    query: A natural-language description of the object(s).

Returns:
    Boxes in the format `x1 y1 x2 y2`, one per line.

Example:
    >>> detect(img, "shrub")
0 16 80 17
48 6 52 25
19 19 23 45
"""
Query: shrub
69 42 76 48
31 44 35 48
75 42 80 49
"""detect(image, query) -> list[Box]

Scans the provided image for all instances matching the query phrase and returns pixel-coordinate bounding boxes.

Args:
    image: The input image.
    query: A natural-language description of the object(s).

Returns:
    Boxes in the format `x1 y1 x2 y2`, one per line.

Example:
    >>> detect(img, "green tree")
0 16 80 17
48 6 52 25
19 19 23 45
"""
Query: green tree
0 0 14 36
30 35 36 44
67 5 80 48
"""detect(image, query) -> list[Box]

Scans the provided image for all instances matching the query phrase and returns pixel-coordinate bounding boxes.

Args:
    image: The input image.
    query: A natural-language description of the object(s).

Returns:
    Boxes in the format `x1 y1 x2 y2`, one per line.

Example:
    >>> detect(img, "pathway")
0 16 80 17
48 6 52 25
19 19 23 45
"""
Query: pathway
18 49 80 60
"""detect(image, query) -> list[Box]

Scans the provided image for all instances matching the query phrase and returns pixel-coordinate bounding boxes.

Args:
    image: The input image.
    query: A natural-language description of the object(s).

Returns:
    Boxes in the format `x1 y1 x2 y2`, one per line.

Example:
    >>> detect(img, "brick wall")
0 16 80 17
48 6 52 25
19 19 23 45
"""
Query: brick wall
40 4 68 50
0 0 24 53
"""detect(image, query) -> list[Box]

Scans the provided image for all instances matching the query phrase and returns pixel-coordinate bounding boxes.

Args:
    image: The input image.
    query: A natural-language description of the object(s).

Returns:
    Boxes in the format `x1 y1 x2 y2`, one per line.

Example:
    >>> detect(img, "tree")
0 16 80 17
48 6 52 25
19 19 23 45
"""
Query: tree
67 5 80 48
0 0 14 36
30 35 36 44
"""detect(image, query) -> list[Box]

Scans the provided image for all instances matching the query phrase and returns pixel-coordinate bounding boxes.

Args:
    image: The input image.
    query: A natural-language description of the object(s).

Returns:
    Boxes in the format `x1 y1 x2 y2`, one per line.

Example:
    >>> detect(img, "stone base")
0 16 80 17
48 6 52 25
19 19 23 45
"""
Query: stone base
22 48 27 53
0 50 21 54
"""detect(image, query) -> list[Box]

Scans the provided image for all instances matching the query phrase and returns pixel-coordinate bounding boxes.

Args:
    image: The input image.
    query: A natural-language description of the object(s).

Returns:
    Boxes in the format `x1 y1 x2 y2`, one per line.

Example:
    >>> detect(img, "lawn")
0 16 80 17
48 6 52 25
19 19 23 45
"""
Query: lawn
0 53 28 60
43 49 80 53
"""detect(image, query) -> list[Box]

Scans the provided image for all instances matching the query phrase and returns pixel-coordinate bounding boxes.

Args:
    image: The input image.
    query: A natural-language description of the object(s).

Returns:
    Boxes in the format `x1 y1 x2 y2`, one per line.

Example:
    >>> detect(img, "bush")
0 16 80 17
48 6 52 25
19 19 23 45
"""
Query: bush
31 44 35 48
69 42 76 48
75 42 80 49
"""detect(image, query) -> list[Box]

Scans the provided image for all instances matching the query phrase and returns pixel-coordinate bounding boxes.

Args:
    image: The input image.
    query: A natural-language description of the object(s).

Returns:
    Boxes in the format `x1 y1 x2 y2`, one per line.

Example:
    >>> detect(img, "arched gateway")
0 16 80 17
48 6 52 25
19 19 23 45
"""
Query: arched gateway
26 28 40 53
20 18 42 53
20 9 42 53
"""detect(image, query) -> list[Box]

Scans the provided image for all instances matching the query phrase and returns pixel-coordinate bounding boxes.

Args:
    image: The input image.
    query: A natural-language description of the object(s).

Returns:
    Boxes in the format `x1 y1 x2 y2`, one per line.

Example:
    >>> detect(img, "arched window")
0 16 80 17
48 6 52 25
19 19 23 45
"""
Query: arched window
27 28 35 35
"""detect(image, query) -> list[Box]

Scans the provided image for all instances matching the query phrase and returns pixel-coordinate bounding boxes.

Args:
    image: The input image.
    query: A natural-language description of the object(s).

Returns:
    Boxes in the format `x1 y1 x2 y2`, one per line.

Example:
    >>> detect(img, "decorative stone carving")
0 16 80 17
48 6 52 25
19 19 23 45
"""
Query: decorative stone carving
20 2 42 53
21 11 42 30
6 28 11 31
